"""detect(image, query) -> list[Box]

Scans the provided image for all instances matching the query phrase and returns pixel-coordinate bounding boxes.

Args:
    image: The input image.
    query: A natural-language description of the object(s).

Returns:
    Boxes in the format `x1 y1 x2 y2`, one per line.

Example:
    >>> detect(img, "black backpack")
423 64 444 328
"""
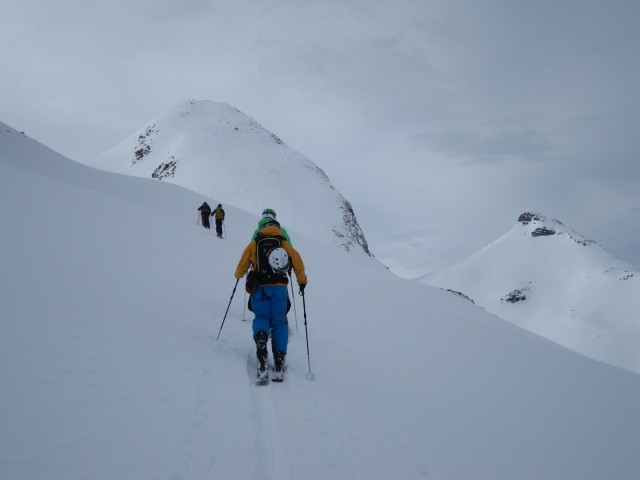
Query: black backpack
255 235 289 285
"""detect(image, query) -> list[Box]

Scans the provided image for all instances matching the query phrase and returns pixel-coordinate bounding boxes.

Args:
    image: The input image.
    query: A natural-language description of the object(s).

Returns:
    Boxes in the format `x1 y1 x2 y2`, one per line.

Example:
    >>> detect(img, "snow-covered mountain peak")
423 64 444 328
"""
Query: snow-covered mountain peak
87 100 371 256
422 211 640 373
516 211 596 245
141 100 288 149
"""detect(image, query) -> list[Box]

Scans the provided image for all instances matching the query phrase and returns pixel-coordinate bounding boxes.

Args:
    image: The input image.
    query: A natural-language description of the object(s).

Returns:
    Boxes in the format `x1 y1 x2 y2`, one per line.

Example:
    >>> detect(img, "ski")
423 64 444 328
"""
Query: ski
255 356 270 385
254 353 286 385
256 370 270 386
255 365 285 384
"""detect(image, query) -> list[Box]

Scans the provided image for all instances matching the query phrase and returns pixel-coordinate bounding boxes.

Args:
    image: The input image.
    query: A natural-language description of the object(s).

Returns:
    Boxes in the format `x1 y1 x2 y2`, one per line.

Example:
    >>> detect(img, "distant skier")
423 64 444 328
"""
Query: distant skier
213 204 225 238
235 216 307 383
251 208 292 244
197 202 212 229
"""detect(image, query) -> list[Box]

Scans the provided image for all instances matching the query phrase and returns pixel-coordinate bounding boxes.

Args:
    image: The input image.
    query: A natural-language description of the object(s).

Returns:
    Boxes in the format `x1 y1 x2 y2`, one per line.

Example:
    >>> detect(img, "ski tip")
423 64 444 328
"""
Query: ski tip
306 372 315 381
256 370 270 385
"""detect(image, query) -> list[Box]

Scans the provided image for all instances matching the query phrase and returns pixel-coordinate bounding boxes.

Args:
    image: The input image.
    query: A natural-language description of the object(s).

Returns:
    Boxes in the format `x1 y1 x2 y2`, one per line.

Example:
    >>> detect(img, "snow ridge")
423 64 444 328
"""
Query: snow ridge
88 100 371 256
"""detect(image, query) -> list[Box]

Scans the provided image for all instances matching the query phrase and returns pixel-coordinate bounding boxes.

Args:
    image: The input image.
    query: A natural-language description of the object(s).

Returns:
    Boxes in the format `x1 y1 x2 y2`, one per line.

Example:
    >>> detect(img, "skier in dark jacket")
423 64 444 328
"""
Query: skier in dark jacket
235 219 307 383
197 202 212 229
213 204 225 238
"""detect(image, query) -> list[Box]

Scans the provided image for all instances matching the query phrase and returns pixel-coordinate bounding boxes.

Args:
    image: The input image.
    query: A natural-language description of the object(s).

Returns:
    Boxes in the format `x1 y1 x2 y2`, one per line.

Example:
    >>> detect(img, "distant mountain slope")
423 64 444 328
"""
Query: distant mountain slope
86 100 370 255
421 212 640 373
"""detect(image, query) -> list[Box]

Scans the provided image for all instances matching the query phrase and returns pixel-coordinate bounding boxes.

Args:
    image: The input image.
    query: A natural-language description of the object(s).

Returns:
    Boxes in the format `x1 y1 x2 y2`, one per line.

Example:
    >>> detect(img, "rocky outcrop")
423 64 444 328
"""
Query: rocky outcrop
518 212 541 224
531 227 556 237
502 288 528 303
518 212 596 245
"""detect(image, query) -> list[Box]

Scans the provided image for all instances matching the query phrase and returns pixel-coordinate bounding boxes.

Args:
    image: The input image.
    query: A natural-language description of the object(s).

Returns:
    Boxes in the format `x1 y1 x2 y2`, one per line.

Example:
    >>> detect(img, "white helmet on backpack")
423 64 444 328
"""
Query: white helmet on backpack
267 247 289 273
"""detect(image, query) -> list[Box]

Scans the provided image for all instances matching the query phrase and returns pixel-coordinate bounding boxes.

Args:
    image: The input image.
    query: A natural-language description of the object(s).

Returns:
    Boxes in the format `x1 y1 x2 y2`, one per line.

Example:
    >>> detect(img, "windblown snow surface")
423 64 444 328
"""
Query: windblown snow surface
421 212 640 374
2 122 640 480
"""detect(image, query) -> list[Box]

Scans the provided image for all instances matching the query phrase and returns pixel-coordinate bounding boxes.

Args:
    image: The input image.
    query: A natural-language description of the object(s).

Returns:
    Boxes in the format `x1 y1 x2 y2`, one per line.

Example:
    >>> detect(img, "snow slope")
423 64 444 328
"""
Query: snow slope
421 212 640 374
2 124 640 480
86 100 370 256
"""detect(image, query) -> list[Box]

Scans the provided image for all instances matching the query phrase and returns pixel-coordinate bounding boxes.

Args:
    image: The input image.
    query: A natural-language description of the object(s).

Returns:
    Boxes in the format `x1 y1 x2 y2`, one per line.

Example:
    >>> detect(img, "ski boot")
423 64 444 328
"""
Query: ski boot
255 331 269 385
272 351 286 382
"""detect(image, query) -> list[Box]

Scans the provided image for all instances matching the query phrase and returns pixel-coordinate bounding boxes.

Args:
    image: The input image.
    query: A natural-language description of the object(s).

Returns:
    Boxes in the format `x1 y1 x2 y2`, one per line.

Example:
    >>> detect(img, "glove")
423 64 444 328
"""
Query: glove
299 283 306 295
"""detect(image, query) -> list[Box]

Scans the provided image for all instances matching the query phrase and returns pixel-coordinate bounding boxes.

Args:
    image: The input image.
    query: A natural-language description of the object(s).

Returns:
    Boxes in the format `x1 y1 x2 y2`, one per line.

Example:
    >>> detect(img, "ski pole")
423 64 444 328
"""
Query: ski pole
301 290 314 380
289 274 299 334
243 290 247 322
217 278 239 340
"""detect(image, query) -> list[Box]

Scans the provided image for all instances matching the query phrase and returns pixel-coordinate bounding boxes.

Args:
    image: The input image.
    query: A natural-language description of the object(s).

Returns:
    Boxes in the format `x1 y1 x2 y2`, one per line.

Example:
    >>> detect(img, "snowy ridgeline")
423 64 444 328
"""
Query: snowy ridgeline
422 211 640 374
2 123 640 480
87 99 371 256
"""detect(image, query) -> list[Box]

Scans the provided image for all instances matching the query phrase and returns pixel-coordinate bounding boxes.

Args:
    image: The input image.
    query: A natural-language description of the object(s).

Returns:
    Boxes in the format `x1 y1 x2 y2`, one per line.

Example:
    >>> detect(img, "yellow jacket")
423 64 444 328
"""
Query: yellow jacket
234 225 308 286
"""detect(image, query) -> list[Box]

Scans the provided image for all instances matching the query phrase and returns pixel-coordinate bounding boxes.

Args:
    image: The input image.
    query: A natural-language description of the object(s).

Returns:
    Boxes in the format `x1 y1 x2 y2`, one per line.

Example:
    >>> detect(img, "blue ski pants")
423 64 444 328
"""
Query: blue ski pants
251 285 289 353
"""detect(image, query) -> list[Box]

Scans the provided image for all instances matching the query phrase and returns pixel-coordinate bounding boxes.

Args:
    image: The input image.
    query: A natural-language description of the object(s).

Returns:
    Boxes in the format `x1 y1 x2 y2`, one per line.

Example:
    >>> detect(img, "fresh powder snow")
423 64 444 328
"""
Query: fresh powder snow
2 123 640 480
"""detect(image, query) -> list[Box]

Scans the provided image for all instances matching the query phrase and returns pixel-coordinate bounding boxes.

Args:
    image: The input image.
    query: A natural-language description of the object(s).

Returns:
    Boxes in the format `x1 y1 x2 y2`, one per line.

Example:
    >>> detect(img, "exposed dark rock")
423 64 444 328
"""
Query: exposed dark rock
502 289 527 303
446 289 475 304
518 212 541 225
134 145 151 163
133 124 157 164
531 227 556 237
572 237 595 246
151 159 177 180
338 199 371 256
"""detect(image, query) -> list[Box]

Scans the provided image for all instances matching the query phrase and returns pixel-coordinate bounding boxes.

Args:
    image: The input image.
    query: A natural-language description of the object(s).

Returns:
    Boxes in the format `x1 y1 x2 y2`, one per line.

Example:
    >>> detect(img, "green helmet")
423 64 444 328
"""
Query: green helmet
261 208 276 220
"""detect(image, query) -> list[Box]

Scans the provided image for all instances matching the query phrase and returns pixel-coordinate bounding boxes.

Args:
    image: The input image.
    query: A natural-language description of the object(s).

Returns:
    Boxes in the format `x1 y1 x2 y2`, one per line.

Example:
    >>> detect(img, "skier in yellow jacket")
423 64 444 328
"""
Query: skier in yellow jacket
235 219 307 382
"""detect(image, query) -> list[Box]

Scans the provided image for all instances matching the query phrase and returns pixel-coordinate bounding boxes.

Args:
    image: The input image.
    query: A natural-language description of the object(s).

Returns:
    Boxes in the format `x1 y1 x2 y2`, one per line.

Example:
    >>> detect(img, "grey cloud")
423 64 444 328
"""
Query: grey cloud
411 120 555 164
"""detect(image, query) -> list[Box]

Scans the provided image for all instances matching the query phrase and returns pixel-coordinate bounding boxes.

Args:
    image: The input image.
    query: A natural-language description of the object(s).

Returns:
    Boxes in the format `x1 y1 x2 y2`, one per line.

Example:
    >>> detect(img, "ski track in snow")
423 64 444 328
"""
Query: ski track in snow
246 352 294 480
170 342 219 480
244 333 360 480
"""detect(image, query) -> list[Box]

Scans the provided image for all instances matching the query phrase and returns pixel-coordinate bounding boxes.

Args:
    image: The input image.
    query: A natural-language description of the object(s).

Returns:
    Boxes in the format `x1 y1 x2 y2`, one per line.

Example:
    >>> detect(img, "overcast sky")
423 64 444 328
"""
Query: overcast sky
2 0 639 277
